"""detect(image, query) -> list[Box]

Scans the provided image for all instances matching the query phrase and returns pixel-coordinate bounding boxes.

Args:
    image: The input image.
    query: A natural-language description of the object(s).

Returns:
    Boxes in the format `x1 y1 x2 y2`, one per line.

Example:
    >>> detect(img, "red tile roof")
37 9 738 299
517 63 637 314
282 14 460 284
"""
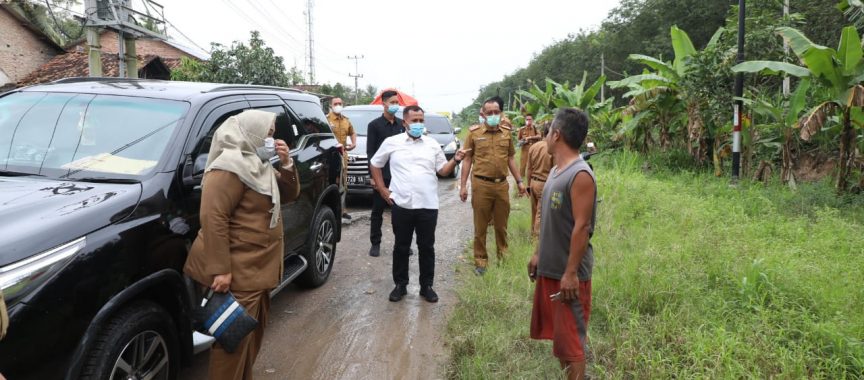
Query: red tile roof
17 52 179 87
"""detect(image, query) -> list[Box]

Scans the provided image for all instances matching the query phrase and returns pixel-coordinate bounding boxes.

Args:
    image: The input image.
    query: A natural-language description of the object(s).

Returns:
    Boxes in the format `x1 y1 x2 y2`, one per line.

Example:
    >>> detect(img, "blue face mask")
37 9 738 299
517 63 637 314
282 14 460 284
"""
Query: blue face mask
387 105 400 115
408 123 425 138
485 114 501 127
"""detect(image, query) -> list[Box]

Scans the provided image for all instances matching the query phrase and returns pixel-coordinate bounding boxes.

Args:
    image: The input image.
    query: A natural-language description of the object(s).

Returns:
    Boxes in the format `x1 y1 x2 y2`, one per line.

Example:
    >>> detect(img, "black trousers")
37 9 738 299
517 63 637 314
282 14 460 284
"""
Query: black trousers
391 204 437 287
370 177 391 246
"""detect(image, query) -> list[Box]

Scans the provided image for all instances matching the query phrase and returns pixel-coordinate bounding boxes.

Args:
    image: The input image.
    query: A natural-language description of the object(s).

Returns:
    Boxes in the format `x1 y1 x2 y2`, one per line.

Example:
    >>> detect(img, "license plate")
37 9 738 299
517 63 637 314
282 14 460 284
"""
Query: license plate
347 175 366 185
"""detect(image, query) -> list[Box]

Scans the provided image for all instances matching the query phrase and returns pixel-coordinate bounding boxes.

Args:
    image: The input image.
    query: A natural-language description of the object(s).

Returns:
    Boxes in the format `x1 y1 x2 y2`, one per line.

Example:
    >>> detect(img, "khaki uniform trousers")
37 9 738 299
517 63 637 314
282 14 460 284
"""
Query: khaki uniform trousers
520 147 531 177
529 180 546 239
471 178 510 268
208 289 270 380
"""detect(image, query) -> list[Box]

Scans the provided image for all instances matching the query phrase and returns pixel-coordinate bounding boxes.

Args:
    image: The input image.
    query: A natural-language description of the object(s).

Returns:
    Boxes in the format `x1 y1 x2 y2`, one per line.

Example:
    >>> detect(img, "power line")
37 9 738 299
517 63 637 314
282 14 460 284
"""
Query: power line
218 0 305 52
164 19 210 53
241 0 305 47
43 0 85 40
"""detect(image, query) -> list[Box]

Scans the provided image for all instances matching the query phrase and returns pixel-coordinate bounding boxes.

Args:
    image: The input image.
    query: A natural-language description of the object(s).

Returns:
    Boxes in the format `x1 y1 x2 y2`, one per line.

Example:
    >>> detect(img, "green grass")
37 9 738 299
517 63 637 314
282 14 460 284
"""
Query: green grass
445 151 864 379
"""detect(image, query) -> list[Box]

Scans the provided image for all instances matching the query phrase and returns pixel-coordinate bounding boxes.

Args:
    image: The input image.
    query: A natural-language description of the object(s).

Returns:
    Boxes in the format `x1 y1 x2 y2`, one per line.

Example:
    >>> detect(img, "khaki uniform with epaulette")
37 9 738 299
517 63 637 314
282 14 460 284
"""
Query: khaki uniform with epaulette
463 120 515 268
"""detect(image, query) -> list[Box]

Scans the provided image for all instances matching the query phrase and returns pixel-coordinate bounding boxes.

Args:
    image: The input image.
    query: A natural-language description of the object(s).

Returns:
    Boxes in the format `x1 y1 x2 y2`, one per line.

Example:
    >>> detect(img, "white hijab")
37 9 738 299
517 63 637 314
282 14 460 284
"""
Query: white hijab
204 109 281 228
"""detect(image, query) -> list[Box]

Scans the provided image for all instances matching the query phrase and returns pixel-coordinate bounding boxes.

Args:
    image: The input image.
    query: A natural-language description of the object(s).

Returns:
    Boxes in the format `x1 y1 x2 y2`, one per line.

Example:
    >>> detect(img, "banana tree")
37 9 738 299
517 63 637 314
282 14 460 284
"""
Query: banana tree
732 26 864 191
738 78 812 188
513 73 607 124
609 26 724 154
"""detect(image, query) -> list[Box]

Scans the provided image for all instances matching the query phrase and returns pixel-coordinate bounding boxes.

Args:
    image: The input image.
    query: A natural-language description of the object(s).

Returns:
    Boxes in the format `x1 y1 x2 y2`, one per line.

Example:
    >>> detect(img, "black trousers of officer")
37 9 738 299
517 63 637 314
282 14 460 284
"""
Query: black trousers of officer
391 204 437 287
370 177 391 246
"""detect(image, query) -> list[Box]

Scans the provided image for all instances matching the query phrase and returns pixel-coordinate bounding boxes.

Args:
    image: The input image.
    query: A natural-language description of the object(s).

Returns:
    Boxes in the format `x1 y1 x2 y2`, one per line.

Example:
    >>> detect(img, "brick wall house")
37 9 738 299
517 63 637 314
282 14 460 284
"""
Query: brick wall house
0 4 64 89
68 30 207 60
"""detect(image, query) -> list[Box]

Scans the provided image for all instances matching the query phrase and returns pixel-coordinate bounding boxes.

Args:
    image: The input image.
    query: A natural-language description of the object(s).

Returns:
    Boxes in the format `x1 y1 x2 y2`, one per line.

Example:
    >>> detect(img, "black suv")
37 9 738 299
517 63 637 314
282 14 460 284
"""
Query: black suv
0 79 343 379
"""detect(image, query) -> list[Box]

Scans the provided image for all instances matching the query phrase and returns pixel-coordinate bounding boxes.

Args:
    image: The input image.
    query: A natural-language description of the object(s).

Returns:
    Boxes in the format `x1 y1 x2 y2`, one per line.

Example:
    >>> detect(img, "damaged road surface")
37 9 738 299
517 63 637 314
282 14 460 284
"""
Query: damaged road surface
182 179 472 379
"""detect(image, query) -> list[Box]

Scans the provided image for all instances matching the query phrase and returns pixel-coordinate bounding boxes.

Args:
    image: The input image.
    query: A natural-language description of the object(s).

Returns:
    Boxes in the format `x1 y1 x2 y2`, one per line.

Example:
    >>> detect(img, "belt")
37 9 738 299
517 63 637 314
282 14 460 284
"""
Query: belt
530 176 546 182
474 175 507 183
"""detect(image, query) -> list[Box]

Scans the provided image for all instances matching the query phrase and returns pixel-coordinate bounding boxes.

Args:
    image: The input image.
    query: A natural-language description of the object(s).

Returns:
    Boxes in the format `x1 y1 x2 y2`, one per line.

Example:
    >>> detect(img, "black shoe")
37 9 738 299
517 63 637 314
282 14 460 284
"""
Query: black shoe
419 286 439 303
342 213 352 220
474 267 486 276
369 244 380 257
389 285 407 302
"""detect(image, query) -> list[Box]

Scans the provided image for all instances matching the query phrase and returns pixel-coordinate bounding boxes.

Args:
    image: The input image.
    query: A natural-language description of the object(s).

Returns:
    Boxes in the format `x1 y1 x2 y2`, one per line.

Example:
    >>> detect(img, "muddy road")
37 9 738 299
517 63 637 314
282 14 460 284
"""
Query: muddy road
182 178 472 379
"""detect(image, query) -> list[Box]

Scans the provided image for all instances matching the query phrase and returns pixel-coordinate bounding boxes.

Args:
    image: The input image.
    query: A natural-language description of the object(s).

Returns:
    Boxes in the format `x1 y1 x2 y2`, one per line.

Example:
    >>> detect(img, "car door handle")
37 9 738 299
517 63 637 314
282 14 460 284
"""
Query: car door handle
310 162 323 172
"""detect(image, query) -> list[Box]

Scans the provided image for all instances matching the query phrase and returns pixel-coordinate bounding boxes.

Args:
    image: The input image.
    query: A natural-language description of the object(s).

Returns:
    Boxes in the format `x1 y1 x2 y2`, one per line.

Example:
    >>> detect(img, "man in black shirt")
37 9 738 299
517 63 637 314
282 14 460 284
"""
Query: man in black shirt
366 90 404 257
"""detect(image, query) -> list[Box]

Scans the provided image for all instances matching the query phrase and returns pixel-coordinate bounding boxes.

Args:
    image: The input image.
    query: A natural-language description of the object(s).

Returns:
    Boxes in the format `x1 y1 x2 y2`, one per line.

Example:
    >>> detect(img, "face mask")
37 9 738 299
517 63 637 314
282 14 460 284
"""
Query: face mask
387 105 400 115
332 105 343 114
478 115 485 124
257 137 276 162
408 123 425 138
486 115 501 127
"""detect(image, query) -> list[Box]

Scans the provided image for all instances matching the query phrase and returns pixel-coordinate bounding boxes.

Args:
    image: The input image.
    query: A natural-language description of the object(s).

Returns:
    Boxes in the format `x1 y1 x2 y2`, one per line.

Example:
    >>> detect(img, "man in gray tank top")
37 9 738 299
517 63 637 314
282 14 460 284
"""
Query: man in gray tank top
527 108 596 380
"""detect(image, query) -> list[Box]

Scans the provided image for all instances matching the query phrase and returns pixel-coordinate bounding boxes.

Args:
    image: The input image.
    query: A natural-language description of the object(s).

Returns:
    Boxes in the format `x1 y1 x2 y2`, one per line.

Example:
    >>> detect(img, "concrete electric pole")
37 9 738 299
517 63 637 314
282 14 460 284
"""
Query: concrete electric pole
348 54 364 104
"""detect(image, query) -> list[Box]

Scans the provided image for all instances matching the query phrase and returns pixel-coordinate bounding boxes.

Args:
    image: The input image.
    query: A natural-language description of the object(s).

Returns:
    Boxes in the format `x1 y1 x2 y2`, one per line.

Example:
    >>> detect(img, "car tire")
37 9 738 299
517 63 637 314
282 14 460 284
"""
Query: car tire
296 205 337 288
80 301 179 380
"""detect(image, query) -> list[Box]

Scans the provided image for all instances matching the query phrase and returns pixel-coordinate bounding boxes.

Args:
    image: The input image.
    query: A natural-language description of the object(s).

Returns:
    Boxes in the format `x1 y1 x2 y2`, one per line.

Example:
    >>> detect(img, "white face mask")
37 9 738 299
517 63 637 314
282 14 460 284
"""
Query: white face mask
256 137 276 162
333 105 344 114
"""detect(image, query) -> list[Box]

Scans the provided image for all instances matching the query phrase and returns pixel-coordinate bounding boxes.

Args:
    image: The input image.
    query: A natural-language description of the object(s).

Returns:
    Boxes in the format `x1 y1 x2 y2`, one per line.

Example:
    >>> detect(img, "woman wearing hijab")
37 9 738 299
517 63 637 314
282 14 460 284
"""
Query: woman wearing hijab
184 109 300 380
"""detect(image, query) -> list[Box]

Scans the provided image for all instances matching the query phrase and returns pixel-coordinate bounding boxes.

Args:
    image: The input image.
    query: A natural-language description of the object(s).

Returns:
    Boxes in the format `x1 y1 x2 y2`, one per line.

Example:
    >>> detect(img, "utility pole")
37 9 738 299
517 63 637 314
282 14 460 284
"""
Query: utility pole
347 54 364 104
83 0 164 78
782 0 790 97
84 0 102 77
305 0 315 85
600 52 606 102
732 0 745 182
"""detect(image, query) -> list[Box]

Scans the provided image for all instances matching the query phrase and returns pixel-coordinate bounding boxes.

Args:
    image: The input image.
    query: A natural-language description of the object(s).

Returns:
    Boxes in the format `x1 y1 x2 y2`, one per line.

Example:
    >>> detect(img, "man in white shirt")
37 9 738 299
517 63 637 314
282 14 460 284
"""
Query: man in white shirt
370 105 467 303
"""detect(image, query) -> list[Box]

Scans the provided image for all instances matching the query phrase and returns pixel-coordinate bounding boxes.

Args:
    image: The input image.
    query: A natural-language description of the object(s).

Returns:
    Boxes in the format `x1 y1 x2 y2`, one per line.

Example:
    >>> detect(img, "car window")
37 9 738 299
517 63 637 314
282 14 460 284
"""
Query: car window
194 108 245 160
340 110 380 136
256 106 297 149
426 117 452 134
0 92 188 178
285 100 331 135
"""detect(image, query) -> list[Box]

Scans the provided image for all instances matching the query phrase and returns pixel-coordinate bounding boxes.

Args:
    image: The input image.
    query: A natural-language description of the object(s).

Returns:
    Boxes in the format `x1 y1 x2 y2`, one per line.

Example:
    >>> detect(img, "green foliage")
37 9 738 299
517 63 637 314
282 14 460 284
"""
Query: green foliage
171 31 300 87
733 26 864 190
317 83 377 105
447 152 864 378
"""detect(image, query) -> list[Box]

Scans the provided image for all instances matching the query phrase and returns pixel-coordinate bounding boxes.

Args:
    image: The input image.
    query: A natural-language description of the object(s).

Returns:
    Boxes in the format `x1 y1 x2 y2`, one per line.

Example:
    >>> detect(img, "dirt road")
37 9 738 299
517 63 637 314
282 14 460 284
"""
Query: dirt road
182 178 471 379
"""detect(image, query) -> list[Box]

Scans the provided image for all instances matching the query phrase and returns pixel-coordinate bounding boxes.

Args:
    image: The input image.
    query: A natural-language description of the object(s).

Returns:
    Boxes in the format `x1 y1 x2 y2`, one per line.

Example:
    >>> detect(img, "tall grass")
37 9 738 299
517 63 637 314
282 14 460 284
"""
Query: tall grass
446 151 864 379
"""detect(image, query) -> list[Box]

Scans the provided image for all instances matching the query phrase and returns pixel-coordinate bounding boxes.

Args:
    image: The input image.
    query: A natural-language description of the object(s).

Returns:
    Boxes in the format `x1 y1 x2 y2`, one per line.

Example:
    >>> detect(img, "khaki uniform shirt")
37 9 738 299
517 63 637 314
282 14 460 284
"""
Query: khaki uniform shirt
464 123 515 179
327 112 355 147
526 140 553 184
517 125 540 151
184 168 300 291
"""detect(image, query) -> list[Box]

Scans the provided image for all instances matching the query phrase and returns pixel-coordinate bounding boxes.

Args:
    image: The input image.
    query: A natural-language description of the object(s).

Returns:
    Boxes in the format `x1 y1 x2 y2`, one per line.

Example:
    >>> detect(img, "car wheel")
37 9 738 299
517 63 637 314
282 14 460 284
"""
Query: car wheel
80 301 179 380
296 205 337 288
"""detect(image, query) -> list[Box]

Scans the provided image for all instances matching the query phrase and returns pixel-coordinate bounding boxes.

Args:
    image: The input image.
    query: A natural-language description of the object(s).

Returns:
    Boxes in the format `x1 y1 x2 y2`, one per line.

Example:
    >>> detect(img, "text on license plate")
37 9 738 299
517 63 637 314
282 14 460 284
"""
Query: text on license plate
347 175 366 185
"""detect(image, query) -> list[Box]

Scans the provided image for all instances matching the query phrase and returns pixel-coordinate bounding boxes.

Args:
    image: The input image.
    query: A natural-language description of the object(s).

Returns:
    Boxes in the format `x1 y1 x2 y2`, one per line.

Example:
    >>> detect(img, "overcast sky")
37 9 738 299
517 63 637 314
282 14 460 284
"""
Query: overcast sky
133 0 621 112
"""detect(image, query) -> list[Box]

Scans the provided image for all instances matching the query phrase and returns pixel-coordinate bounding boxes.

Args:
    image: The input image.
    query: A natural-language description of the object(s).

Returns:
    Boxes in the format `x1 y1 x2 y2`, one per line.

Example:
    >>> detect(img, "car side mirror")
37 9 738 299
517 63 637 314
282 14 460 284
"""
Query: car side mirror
193 154 208 176
454 127 462 134
182 153 208 188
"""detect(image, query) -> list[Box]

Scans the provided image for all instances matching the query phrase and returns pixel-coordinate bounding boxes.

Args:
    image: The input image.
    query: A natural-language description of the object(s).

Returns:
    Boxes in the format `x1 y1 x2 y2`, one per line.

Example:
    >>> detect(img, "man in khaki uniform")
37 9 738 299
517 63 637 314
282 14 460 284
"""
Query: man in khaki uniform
326 97 357 223
517 114 542 177
525 122 553 239
460 96 527 275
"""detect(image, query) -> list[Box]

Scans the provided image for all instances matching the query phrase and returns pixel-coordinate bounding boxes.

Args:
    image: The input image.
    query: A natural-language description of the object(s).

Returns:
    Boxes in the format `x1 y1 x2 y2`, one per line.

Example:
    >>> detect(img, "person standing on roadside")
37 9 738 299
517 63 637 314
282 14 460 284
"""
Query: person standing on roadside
327 97 357 224
184 110 301 380
370 105 467 302
528 108 597 380
366 90 404 257
460 96 527 275
517 113 542 176
525 122 553 239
